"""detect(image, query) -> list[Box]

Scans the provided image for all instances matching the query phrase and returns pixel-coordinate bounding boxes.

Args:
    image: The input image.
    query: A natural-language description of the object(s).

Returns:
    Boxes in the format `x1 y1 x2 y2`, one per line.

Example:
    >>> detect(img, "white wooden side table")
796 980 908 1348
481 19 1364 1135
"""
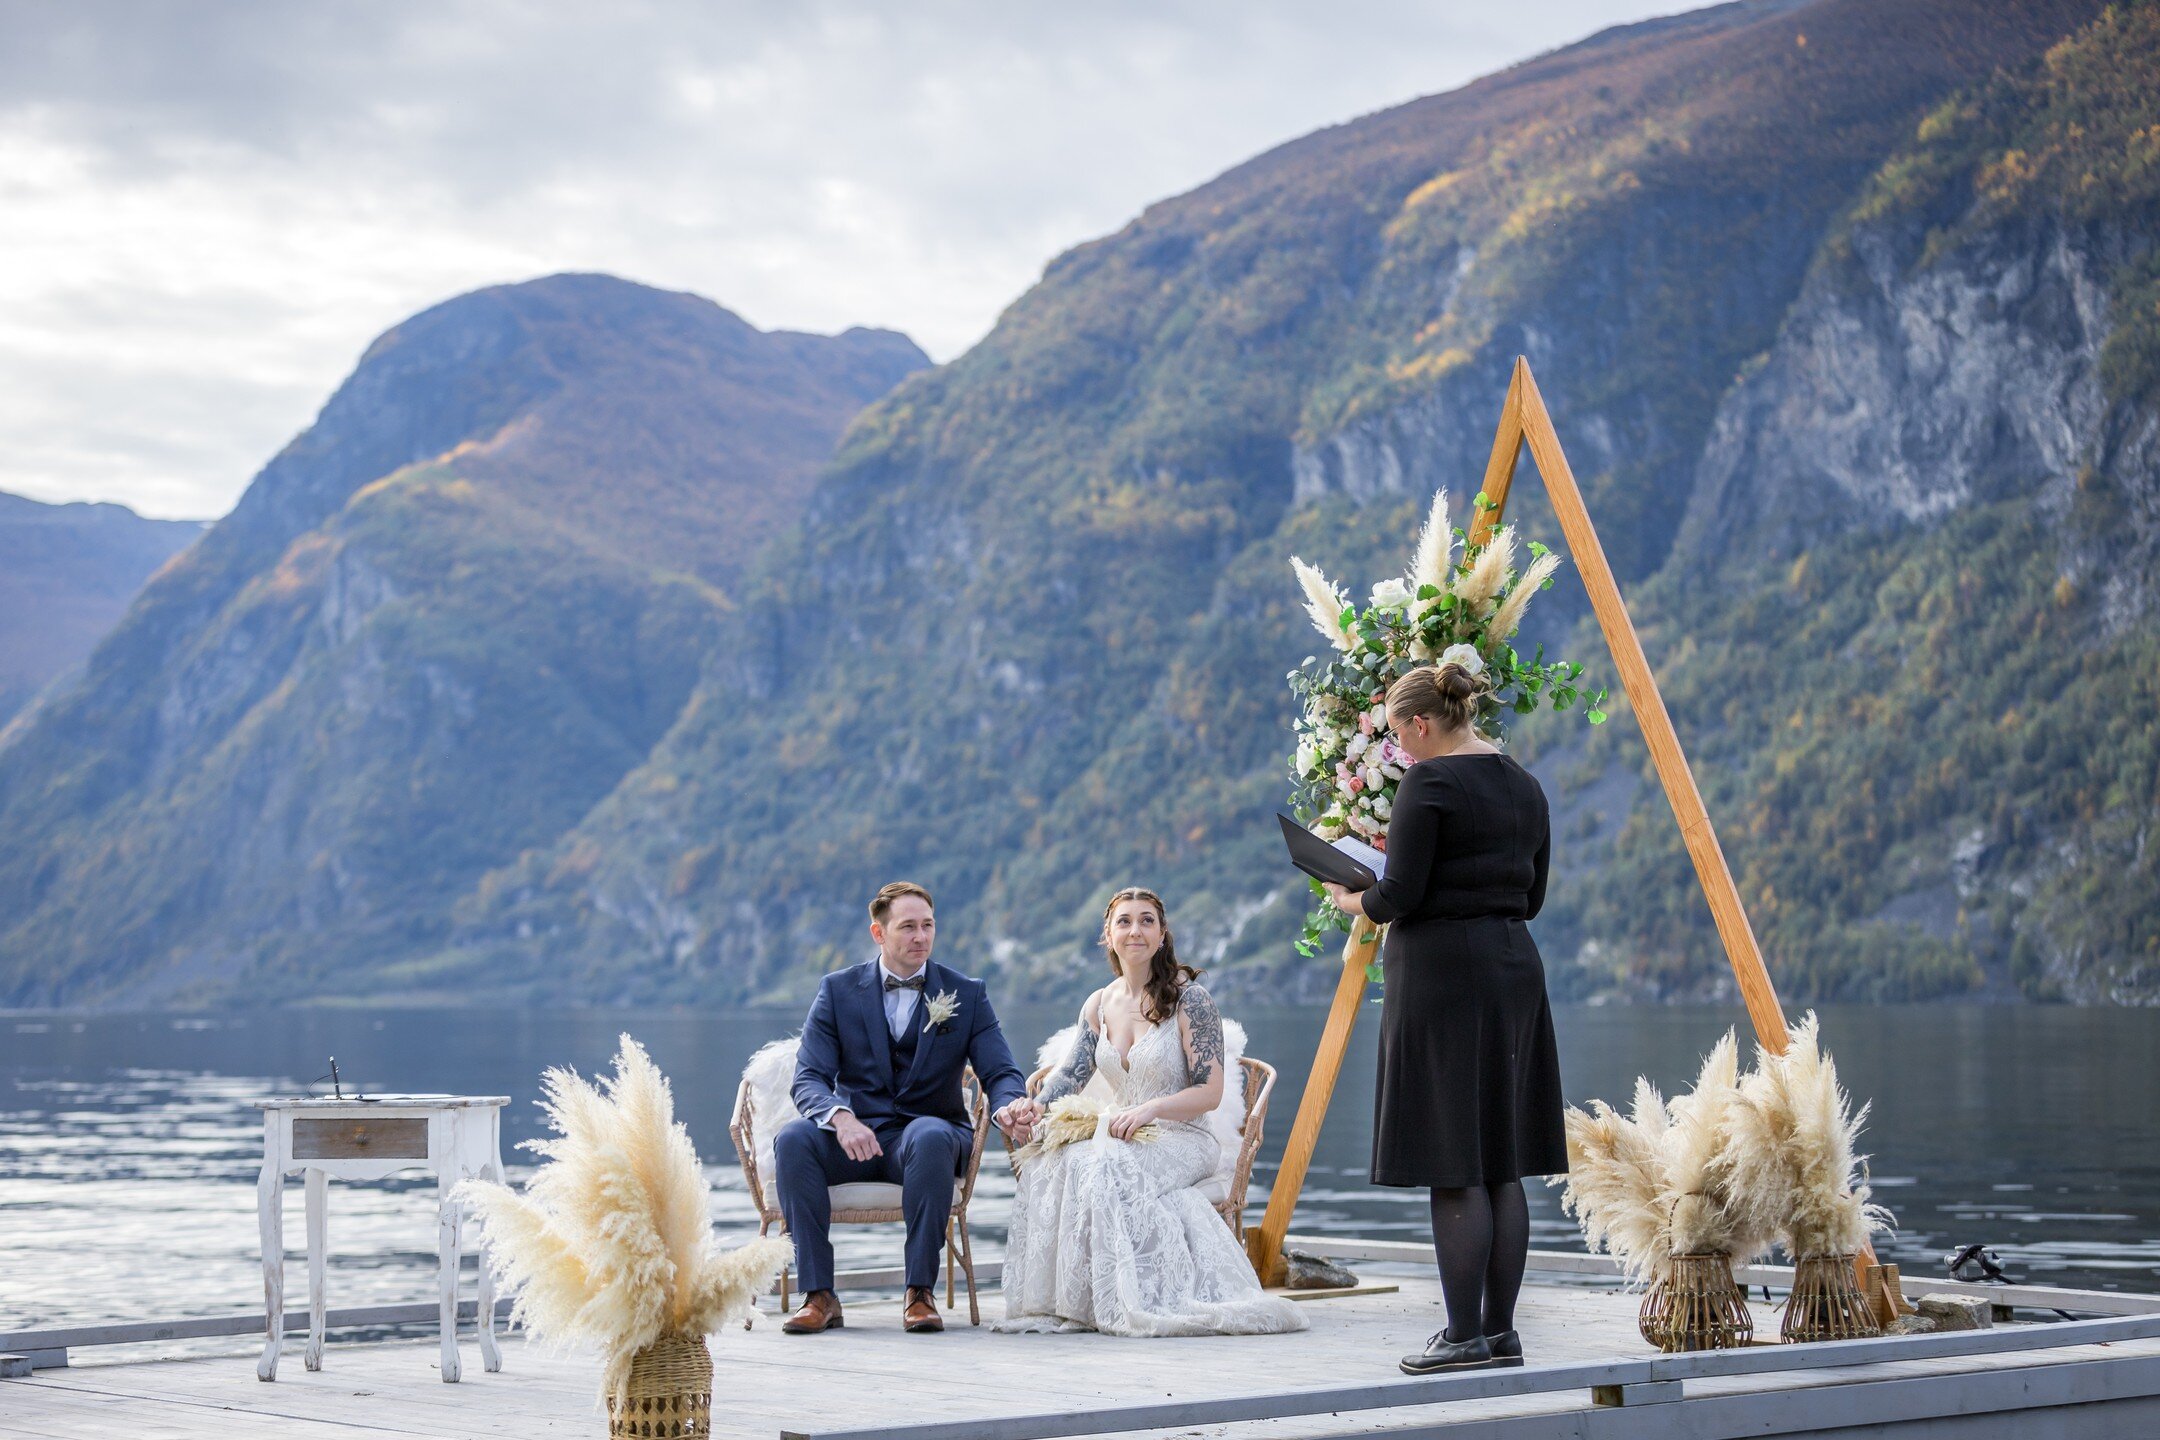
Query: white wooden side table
253 1093 510 1383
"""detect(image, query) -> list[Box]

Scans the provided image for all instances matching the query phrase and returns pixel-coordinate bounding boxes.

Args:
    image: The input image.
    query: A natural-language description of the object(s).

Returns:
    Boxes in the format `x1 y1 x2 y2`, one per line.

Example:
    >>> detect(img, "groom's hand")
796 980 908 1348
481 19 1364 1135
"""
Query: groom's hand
832 1111 883 1161
993 1097 1040 1145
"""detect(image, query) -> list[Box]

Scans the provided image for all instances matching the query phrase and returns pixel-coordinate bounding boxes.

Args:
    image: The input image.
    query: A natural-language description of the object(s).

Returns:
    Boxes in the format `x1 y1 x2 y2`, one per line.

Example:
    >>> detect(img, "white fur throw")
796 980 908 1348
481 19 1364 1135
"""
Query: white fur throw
1031 1017 1248 1184
742 1035 809 1189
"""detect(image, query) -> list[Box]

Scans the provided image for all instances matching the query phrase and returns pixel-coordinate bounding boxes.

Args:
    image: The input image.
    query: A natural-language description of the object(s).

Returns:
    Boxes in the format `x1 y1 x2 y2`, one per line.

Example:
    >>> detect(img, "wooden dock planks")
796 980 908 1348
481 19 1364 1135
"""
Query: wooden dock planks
9 1276 2160 1440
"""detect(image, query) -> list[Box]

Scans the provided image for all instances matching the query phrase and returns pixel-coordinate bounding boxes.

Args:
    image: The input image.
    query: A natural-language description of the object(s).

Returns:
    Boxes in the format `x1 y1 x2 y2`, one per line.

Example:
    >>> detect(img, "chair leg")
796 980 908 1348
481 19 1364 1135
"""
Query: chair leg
946 1225 956 1309
957 1213 980 1327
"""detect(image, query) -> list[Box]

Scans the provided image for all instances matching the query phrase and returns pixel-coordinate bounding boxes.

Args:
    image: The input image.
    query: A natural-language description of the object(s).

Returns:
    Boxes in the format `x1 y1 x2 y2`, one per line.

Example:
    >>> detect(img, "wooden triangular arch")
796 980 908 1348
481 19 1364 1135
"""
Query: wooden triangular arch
1248 359 1902 1312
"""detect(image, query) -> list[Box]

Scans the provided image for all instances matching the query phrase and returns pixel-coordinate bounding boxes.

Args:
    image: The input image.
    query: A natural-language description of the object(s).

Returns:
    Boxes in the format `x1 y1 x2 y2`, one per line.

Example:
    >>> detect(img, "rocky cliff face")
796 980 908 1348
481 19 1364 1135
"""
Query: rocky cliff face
1676 216 2133 559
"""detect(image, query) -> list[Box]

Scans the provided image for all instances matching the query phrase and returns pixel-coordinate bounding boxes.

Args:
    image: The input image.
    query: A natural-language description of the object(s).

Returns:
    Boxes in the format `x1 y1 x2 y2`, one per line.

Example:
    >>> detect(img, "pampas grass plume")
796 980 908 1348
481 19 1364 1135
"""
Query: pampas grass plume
458 1035 791 1402
1291 556 1356 652
1486 550 1562 642
1409 489 1454 597
1660 1030 1772 1262
1728 1013 1893 1258
1557 1077 1672 1285
1451 526 1517 610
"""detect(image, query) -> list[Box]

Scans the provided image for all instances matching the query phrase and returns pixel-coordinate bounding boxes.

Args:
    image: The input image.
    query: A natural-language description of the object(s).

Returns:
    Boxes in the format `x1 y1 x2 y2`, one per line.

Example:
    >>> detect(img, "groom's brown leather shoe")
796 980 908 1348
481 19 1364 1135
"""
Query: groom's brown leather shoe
903 1286 944 1333
782 1290 844 1334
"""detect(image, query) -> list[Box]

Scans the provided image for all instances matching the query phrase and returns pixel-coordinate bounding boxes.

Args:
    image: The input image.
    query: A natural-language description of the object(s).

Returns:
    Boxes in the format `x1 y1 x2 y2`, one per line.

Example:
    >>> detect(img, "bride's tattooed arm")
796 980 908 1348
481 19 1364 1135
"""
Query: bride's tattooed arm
1180 984 1224 1089
1038 1014 1098 1104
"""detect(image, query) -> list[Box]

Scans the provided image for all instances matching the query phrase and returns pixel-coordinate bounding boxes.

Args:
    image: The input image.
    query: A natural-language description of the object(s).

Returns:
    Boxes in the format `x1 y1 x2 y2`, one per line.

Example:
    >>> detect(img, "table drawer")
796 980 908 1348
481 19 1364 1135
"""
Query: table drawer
292 1116 429 1159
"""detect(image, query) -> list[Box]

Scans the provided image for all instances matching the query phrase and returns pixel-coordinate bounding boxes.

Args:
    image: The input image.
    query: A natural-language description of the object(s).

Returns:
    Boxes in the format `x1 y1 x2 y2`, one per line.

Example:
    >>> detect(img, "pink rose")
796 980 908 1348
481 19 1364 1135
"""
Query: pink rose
1347 775 1365 794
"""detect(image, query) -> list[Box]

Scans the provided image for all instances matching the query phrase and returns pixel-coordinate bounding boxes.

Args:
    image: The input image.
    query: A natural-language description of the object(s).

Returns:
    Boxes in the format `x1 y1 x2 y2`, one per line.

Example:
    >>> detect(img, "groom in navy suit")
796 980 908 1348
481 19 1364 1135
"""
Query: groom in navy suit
777 881 1036 1334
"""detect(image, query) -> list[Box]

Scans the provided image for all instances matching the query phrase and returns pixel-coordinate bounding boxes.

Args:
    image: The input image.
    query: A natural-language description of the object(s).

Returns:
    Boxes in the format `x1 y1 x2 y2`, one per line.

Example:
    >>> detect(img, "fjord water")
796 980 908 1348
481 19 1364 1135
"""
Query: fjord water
3 1003 2157 1335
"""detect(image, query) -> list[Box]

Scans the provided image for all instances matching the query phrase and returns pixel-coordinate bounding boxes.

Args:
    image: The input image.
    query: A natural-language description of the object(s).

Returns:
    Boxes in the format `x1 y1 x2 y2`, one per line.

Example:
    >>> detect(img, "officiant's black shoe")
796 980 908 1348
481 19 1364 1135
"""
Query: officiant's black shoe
1484 1329 1524 1366
1400 1329 1497 1374
903 1286 944 1333
782 1290 844 1334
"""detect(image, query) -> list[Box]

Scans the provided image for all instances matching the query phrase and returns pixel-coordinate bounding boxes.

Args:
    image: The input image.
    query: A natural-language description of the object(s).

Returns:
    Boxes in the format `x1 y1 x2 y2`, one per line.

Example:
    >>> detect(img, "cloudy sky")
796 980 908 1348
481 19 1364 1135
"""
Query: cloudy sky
2 1 1682 520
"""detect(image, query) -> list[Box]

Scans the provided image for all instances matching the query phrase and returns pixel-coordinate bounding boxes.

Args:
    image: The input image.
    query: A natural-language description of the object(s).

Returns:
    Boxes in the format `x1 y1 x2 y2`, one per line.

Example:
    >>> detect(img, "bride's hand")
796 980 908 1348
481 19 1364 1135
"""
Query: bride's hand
1106 1102 1157 1141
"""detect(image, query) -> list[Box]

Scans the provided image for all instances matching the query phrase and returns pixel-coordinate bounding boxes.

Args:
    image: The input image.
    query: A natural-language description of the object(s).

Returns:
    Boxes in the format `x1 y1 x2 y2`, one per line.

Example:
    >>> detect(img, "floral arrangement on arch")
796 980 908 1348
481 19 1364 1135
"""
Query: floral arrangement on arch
1285 488 1606 957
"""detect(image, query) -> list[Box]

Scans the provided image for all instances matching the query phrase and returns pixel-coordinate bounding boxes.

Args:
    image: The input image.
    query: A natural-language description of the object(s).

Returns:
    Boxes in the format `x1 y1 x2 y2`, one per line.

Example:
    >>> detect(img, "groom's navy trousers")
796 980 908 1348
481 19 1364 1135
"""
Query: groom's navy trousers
773 1115 966 1291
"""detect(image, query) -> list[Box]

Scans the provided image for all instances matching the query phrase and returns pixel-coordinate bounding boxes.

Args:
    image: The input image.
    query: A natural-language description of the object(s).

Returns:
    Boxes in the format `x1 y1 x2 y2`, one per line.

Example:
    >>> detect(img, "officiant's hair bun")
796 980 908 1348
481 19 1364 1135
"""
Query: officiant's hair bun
1388 663 1486 730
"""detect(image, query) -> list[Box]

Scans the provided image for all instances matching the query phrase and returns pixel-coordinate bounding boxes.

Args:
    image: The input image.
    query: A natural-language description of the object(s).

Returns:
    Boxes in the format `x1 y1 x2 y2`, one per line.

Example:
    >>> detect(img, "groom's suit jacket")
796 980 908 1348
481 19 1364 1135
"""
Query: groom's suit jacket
791 959 1029 1146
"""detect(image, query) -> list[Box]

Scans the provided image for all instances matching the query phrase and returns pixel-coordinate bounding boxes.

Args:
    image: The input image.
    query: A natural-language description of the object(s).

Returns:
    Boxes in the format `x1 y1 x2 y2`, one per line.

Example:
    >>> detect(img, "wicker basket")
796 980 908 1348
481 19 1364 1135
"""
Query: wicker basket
1638 1252 1753 1352
1782 1253 1882 1343
607 1332 713 1438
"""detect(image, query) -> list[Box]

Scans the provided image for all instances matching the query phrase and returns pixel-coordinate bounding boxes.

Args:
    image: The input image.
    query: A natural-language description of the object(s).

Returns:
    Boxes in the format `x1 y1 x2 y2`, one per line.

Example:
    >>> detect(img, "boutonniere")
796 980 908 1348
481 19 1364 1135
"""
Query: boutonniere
923 990 959 1035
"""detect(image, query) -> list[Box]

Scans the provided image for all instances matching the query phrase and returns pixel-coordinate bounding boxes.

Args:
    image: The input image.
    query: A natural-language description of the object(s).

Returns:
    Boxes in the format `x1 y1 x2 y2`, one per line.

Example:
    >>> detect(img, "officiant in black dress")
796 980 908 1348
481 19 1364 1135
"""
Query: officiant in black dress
1324 660 1567 1377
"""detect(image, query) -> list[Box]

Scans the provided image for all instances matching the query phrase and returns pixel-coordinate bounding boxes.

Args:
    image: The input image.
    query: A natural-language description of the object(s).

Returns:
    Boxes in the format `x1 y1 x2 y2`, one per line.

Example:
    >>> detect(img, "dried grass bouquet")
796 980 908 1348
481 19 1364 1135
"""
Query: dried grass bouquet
1013 1094 1160 1164
1726 1012 1894 1260
1555 1033 1775 1281
458 1034 791 1404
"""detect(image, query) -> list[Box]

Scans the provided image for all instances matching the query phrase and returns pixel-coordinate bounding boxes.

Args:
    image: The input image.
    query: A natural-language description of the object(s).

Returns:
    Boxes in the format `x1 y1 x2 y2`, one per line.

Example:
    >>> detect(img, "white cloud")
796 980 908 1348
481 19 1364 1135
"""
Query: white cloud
0 0 1680 519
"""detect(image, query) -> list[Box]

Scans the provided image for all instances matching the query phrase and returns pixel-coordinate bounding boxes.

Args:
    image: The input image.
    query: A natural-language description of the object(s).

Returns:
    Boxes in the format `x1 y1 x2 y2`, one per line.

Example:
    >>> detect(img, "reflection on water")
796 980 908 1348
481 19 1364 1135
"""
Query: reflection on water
2 1003 2157 1336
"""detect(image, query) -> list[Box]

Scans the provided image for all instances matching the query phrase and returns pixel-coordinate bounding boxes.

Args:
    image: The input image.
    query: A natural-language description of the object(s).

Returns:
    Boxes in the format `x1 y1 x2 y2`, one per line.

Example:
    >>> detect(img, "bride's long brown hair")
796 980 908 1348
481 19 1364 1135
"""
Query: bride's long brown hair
1100 886 1201 1024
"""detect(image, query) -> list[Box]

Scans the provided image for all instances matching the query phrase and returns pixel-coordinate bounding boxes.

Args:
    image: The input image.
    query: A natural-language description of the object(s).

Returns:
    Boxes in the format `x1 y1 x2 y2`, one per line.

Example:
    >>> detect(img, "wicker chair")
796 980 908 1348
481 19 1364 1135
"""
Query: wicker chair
729 1065 992 1324
1016 1054 1277 1239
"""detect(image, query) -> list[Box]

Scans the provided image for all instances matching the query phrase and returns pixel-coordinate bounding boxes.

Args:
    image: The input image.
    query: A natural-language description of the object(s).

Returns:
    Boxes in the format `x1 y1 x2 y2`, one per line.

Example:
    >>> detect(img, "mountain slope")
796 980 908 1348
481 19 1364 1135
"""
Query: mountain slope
1541 0 2160 1002
447 0 2116 1008
0 492 203 725
0 275 925 1006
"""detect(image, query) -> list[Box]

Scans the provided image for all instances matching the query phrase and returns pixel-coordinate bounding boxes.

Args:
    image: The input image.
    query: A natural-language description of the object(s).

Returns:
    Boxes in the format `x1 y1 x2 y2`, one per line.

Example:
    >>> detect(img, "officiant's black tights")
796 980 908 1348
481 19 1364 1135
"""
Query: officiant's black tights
1429 1182 1530 1341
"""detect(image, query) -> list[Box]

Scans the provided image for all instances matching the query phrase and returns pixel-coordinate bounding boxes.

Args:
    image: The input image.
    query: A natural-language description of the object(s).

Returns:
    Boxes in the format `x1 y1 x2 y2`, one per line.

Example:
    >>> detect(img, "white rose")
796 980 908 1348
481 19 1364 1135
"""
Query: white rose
1346 733 1370 760
1369 577 1413 612
1362 766 1383 791
1295 739 1318 777
1438 642 1485 676
1375 796 1393 820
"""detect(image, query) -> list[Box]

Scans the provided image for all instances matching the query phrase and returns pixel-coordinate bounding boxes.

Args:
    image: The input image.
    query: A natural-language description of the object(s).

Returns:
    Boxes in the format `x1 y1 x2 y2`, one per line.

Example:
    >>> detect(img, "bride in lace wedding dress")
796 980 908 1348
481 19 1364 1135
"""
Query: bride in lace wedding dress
994 887 1306 1337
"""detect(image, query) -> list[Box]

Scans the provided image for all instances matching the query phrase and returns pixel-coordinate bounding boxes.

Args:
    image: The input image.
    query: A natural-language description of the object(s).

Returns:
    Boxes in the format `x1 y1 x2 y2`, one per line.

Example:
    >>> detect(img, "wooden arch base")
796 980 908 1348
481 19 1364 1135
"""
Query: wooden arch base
1246 359 1906 1321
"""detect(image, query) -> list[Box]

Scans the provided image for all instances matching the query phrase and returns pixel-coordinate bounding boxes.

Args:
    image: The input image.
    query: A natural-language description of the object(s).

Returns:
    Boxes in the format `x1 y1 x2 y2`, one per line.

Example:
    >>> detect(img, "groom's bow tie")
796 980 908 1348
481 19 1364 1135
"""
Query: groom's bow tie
883 973 927 993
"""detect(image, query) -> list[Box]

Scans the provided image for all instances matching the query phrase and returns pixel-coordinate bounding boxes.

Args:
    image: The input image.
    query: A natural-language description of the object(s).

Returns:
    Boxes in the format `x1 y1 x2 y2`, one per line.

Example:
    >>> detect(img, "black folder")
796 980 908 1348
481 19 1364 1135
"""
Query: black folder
1277 813 1383 890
